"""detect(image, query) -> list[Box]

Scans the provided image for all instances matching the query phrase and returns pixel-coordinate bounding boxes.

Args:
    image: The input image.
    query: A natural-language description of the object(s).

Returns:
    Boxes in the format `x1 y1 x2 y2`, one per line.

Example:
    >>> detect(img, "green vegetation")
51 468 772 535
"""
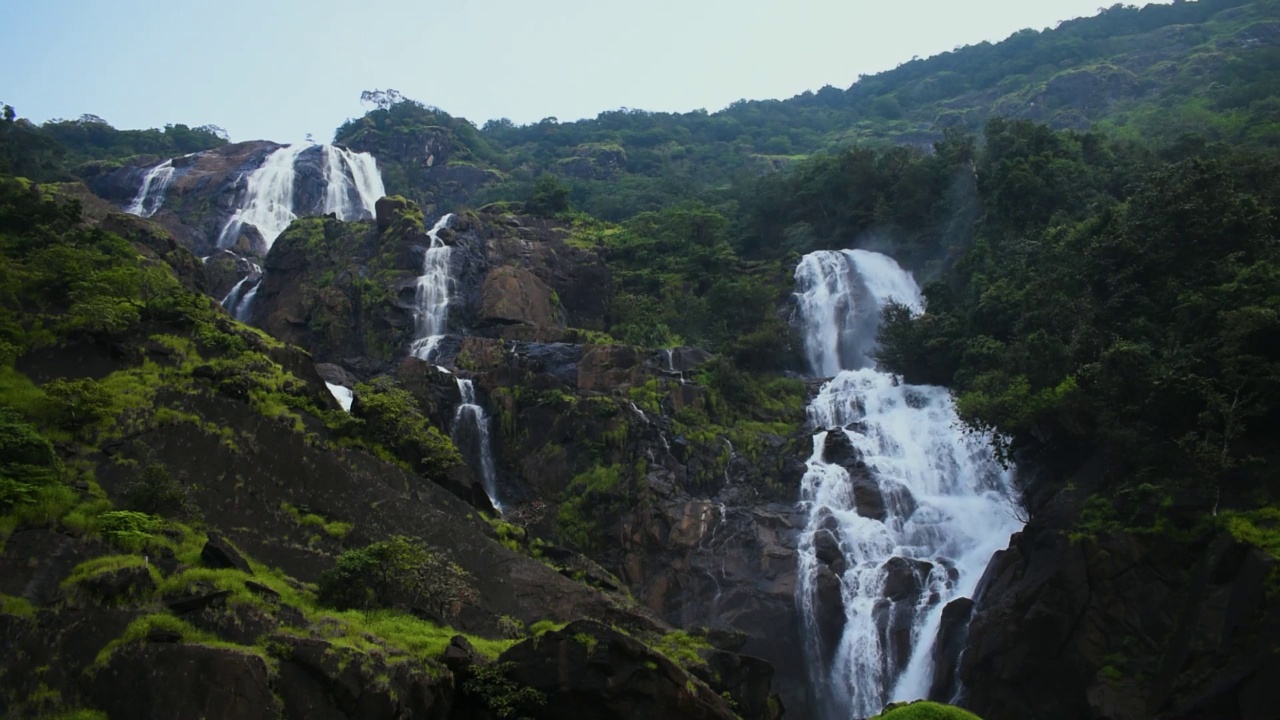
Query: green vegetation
350 376 463 484
872 701 984 720
326 1 1279 227
280 501 352 539
0 107 227 183
877 120 1280 530
317 536 477 619
654 630 711 670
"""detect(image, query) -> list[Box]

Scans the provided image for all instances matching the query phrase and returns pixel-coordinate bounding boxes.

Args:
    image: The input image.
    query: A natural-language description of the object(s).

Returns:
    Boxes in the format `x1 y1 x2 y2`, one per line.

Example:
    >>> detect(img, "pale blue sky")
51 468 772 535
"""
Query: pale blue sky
2 0 1169 143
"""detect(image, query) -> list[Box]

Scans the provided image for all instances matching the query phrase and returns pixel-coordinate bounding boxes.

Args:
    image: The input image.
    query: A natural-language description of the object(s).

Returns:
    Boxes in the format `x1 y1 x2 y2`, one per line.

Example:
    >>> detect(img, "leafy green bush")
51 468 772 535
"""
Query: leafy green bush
873 701 983 720
122 463 197 519
318 536 477 619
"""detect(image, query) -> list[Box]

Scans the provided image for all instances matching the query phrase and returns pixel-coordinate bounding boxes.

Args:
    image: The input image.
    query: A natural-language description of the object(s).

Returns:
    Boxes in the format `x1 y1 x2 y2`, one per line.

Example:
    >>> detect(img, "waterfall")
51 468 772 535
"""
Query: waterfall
793 250 1021 718
453 378 501 509
321 145 385 220
232 279 261 323
217 143 311 250
219 276 253 310
125 160 177 218
217 143 384 250
408 214 456 363
325 382 354 412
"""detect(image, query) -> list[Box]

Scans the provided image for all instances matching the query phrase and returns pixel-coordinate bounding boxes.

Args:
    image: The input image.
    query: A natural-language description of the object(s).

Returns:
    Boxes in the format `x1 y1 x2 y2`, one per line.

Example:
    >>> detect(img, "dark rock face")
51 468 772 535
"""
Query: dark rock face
84 140 282 257
499 620 766 720
929 597 974 703
961 522 1280 720
90 643 282 720
342 125 504 216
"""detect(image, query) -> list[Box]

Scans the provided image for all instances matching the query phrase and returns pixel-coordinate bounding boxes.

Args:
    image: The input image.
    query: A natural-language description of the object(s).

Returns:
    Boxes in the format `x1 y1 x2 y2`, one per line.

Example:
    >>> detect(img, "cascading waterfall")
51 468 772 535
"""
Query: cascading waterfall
217 143 310 250
409 214 456 363
218 143 383 250
453 378 501 509
232 280 261 323
321 144 386 220
125 160 177 218
794 249 1021 718
219 261 263 322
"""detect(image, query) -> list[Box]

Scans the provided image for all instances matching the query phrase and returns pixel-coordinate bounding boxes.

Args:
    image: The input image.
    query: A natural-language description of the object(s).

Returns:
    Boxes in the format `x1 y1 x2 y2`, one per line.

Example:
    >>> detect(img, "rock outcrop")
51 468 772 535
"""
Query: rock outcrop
960 514 1280 720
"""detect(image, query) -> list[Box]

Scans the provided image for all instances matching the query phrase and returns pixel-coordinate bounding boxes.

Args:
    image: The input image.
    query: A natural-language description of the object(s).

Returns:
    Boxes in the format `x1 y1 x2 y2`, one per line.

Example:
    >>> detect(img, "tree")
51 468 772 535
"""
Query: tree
317 536 477 619
527 174 570 216
360 88 404 111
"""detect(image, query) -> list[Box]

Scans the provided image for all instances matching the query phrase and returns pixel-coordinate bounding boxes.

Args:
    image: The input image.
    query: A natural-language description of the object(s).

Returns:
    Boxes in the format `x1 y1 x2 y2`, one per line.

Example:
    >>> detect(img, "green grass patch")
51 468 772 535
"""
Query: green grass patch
654 629 710 670
92 612 271 669
1 592 36 618
62 554 161 589
873 701 984 720
1225 507 1280 557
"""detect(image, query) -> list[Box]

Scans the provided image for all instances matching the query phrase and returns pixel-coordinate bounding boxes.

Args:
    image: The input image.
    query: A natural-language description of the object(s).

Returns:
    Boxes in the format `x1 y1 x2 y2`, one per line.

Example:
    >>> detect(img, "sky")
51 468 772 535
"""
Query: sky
1 0 1171 143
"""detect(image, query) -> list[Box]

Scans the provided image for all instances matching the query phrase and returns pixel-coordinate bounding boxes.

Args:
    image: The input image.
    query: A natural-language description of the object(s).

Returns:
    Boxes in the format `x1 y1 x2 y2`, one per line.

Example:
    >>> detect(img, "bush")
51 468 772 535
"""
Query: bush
873 701 983 720
122 463 197 519
318 536 477 619
352 377 462 483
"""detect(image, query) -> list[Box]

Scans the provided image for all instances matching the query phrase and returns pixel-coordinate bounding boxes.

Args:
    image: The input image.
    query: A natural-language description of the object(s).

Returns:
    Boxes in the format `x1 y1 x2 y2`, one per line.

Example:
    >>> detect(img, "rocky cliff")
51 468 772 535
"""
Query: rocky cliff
0 181 784 719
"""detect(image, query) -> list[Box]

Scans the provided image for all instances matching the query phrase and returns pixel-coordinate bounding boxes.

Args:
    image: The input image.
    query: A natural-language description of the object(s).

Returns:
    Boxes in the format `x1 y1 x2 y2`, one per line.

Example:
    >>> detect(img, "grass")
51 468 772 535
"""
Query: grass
61 554 161 590
654 629 710 670
1224 507 1280 557
92 612 273 670
281 501 354 539
1 593 36 618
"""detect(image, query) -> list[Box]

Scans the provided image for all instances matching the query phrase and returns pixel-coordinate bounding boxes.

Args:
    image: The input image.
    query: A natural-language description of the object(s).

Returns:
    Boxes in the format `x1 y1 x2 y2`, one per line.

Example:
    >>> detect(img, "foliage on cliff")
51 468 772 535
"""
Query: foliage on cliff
0 107 227 182
876 119 1280 527
329 0 1278 222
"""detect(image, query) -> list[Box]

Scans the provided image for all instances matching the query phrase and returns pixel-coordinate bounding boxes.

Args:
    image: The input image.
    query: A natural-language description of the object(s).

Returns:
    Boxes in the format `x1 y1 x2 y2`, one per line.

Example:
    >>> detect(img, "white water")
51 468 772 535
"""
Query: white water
409 214 456 362
795 249 923 377
233 280 261 323
325 382 354 412
125 160 177 217
217 143 311 250
321 145 385 220
794 250 1020 718
453 378 501 509
219 276 253 309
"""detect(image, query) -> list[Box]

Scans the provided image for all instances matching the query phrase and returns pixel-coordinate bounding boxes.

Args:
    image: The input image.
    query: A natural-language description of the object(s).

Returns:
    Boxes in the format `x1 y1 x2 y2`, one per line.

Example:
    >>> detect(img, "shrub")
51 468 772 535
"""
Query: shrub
318 536 477 619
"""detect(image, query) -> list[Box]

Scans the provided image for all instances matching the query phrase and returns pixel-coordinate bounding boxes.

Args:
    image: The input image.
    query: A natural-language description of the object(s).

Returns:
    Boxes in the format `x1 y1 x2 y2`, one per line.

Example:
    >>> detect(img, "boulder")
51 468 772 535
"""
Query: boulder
78 565 156 605
90 643 281 720
201 534 251 573
499 620 741 720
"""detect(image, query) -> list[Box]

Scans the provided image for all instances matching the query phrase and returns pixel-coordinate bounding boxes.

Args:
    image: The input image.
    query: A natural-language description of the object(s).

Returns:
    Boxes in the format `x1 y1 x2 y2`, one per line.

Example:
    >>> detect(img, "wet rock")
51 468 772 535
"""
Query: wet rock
928 597 974 702
813 564 846 660
813 528 846 575
821 428 861 467
882 556 933 603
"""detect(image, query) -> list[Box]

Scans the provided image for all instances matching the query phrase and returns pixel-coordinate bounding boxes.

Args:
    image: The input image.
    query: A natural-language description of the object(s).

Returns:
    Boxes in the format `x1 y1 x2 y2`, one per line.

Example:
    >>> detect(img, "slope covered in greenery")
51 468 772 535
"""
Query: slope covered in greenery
335 0 1279 220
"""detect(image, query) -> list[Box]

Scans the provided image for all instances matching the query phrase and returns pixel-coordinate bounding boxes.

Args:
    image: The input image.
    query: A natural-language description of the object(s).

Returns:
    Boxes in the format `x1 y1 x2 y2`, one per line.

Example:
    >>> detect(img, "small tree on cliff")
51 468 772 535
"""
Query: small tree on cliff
318 536 477 620
527 174 570 217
